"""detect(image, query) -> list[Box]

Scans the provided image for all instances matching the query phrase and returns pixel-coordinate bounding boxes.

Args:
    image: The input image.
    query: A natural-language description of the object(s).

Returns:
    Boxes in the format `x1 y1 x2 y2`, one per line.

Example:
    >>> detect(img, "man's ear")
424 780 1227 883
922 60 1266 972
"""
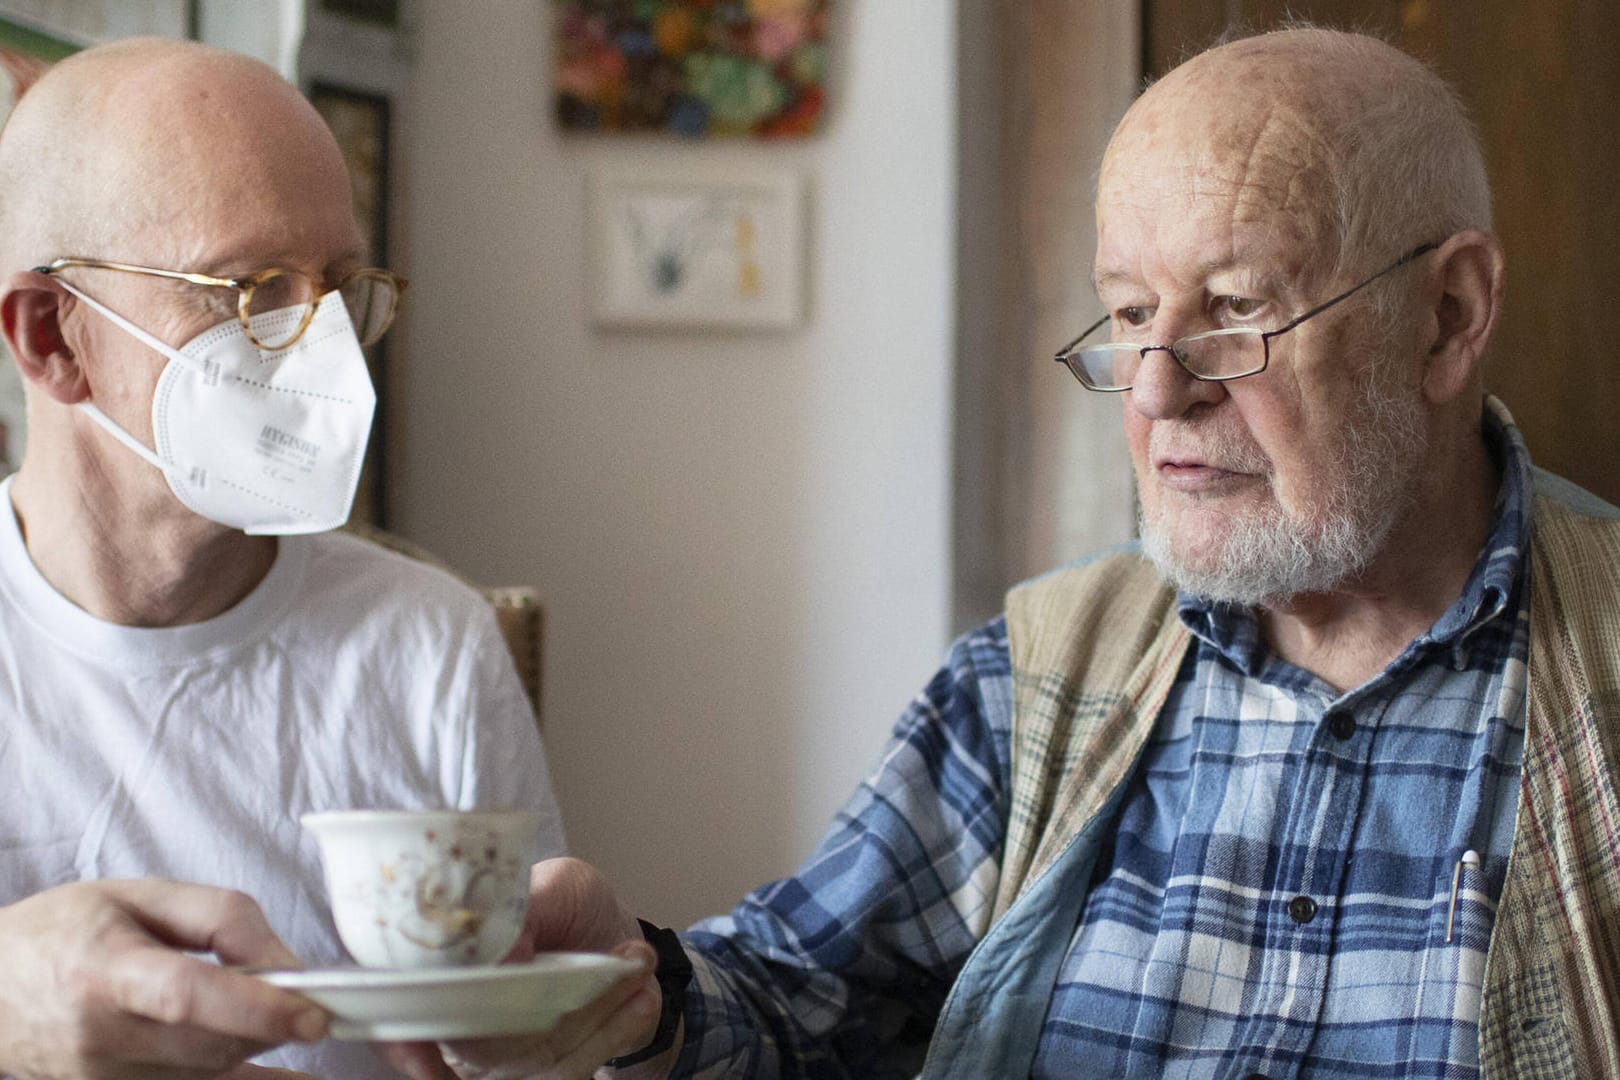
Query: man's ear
0 271 89 405
1419 230 1504 405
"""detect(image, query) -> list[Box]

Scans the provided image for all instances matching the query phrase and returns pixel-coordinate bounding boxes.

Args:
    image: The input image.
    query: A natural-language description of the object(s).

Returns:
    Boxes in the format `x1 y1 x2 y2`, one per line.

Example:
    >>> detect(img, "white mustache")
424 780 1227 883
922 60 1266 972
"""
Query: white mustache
1148 421 1271 475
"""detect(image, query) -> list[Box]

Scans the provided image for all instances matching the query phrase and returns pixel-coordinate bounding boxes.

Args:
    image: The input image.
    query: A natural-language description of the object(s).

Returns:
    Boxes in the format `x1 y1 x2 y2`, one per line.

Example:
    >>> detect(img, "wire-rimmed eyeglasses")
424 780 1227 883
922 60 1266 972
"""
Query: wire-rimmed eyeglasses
33 256 408 351
1053 242 1438 392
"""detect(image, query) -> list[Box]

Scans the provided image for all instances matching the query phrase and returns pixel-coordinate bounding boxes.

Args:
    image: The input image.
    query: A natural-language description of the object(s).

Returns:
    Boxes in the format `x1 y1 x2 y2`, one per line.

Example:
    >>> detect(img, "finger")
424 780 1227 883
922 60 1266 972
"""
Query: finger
546 981 663 1077
522 858 638 952
542 942 659 1062
513 945 656 1059
438 978 660 1080
101 947 328 1048
105 880 302 970
437 947 655 1074
59 1008 270 1077
499 930 536 965
220 1065 320 1080
522 858 590 947
373 1039 455 1080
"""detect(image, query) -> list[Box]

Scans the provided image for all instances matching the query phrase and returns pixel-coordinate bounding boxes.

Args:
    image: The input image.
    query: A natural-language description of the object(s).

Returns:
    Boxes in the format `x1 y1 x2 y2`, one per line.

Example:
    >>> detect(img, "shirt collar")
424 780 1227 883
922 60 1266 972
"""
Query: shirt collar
1177 395 1532 675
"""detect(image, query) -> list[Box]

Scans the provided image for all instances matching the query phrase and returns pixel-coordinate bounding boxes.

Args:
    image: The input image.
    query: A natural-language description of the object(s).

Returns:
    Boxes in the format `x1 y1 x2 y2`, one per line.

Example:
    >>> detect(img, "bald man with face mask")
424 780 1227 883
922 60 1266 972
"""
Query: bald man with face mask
0 38 588 1080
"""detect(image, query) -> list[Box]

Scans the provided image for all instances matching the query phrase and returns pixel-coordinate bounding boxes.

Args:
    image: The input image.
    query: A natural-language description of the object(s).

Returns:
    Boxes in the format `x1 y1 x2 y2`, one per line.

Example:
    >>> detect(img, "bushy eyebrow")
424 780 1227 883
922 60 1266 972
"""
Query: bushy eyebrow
1092 256 1283 298
1090 268 1141 294
198 241 369 279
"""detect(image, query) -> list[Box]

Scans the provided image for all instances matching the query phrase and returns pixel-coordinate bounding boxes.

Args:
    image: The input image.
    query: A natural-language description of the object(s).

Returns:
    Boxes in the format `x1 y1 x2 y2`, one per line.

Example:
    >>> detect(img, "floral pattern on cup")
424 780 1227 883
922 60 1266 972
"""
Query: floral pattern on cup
304 810 536 969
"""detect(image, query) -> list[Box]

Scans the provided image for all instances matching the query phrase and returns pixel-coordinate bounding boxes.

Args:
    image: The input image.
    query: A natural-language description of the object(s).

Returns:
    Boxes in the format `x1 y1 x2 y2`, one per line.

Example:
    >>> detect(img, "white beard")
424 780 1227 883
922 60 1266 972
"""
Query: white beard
1139 364 1427 607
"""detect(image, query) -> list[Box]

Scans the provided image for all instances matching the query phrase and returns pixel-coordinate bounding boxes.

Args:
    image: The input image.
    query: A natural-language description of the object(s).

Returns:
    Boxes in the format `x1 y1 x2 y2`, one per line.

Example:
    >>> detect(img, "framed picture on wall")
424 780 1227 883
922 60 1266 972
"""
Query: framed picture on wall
554 0 830 138
309 81 393 526
319 0 401 28
588 167 806 330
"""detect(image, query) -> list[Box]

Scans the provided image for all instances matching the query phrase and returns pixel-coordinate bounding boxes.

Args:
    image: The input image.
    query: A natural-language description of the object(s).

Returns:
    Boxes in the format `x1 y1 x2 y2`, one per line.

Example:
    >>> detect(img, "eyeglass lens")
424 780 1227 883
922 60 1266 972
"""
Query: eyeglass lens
1070 332 1265 389
242 269 399 349
339 271 401 348
243 271 318 350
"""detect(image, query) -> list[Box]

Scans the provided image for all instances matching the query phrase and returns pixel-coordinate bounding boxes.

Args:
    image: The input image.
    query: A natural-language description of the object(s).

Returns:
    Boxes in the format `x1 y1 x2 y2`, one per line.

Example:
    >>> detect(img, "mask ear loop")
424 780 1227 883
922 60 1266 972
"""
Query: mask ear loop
52 278 197 477
78 402 169 473
52 278 200 371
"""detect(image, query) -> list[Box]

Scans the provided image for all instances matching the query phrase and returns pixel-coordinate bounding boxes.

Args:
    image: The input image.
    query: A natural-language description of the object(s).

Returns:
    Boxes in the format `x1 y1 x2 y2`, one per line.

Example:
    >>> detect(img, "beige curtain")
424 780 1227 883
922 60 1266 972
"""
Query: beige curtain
953 1 1141 632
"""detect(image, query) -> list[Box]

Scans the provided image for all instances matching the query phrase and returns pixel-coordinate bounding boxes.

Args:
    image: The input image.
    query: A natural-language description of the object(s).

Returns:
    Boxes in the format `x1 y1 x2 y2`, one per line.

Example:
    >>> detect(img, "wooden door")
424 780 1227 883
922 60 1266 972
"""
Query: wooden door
1146 0 1620 505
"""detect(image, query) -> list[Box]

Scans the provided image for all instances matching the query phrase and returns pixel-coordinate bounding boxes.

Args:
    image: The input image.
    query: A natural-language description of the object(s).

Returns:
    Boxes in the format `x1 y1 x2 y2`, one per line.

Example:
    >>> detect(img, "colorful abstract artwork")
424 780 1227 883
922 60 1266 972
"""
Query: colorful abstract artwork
554 0 829 138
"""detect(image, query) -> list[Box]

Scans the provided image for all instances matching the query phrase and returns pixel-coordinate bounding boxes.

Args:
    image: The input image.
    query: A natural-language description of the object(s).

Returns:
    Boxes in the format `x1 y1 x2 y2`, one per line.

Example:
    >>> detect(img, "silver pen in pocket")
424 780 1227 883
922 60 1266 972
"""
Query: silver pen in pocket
1446 849 1481 943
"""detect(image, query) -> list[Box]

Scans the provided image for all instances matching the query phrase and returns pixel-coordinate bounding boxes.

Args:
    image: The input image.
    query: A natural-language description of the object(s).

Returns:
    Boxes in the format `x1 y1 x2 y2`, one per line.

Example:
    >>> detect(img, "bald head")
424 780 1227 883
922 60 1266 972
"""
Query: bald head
1096 28 1507 610
1104 27 1491 280
0 37 357 274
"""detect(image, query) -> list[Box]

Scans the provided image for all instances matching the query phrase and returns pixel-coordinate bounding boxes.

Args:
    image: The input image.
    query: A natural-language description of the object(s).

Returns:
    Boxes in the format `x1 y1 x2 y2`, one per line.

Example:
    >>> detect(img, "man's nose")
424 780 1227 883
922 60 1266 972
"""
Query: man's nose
1126 342 1225 420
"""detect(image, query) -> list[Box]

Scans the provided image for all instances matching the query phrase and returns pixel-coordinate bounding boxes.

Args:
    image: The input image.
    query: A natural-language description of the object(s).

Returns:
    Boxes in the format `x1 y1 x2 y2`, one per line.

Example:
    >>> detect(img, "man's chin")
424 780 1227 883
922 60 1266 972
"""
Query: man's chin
1145 548 1297 607
1141 517 1374 608
1142 525 1234 594
1141 522 1233 579
1140 518 1303 607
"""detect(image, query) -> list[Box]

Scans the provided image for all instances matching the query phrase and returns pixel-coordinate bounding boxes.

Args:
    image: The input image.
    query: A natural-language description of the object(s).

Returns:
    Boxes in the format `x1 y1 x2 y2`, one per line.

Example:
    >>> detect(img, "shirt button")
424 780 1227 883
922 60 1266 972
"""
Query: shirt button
1288 895 1318 923
1326 710 1355 739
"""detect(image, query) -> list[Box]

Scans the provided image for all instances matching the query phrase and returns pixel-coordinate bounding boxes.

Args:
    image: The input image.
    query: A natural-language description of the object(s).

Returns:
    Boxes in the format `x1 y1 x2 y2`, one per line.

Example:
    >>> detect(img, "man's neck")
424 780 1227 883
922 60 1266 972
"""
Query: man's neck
1257 430 1502 694
8 449 278 627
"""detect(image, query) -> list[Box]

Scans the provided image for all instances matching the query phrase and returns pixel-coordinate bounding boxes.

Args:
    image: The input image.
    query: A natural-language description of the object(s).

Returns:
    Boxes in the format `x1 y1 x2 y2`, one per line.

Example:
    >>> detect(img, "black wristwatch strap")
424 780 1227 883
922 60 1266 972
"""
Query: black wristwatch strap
604 919 693 1069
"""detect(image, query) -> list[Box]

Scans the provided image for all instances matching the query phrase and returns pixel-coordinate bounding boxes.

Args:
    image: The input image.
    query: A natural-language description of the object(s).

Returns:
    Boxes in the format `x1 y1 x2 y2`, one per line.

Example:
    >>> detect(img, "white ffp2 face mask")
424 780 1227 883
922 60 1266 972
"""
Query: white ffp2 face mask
57 281 377 535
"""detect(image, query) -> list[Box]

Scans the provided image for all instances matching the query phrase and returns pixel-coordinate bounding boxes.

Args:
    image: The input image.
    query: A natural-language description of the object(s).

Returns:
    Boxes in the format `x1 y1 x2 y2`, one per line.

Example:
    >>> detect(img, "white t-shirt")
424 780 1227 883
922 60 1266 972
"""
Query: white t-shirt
0 479 567 1078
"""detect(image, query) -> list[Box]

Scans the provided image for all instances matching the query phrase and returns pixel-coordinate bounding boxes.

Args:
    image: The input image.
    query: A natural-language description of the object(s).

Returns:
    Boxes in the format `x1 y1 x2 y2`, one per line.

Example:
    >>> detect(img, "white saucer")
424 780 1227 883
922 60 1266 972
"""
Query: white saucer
257 953 642 1041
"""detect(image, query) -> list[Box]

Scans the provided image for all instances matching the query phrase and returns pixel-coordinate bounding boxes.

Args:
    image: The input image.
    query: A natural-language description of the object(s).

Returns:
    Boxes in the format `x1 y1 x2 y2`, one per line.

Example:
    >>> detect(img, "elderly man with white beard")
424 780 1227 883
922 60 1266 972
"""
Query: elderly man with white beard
430 26 1620 1080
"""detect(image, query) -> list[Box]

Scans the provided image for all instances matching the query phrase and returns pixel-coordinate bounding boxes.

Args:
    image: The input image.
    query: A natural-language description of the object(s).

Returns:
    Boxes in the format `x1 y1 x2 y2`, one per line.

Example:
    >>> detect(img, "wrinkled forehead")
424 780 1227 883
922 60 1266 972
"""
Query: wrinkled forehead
1096 71 1339 277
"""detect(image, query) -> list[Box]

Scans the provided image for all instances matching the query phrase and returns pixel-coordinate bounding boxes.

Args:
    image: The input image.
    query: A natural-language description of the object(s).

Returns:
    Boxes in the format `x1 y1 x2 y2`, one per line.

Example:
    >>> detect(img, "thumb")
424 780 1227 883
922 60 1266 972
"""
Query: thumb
524 858 639 952
499 924 537 964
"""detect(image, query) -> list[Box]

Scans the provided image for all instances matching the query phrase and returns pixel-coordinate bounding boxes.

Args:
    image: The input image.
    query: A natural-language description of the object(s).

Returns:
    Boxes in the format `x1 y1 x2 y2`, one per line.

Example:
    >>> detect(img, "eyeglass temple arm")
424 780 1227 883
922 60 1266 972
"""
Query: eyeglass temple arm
33 257 242 289
1266 242 1439 337
1054 314 1112 360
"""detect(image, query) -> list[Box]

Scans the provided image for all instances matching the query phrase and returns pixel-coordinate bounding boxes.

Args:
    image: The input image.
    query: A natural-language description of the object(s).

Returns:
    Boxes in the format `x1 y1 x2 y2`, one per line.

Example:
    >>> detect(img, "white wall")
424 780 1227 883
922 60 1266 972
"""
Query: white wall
198 0 303 78
398 2 956 926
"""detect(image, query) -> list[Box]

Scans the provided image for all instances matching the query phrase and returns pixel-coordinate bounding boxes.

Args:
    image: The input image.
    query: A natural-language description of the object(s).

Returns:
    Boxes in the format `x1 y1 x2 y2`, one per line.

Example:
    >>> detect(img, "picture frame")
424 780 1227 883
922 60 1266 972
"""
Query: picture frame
554 0 830 138
308 81 393 526
308 82 391 268
318 0 400 28
588 168 806 330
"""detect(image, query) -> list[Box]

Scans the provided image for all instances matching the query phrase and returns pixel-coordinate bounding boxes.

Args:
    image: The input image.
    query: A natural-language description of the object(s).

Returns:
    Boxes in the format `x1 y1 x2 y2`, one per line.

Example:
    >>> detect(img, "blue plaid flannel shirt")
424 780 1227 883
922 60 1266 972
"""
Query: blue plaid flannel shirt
675 409 1531 1079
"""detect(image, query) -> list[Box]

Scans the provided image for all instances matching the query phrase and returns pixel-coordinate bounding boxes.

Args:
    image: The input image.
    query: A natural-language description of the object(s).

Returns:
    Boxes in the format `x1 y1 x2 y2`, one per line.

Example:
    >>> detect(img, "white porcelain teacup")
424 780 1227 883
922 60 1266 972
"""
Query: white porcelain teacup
302 808 537 969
